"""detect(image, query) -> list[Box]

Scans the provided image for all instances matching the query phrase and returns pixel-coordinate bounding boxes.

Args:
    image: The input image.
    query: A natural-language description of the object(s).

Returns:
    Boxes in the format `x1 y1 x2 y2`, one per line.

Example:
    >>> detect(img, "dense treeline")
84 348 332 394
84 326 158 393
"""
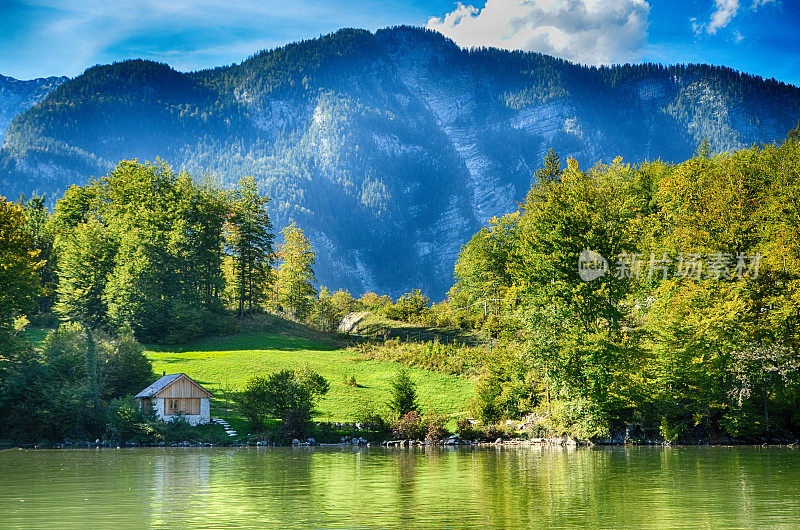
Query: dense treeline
0 159 324 442
428 129 800 442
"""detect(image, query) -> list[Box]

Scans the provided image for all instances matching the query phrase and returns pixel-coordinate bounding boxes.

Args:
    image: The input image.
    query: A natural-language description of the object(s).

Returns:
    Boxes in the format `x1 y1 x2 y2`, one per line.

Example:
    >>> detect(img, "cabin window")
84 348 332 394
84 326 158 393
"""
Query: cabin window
165 398 200 415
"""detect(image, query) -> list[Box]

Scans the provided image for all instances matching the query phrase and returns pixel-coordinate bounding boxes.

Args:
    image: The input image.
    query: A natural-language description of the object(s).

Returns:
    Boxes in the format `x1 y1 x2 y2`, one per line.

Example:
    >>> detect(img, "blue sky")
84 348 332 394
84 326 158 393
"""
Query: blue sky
0 0 797 85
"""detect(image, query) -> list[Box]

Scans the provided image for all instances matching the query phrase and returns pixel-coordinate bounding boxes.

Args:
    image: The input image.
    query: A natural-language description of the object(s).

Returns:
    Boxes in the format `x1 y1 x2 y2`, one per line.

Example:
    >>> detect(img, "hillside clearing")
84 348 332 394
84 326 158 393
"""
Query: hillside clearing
146 331 474 422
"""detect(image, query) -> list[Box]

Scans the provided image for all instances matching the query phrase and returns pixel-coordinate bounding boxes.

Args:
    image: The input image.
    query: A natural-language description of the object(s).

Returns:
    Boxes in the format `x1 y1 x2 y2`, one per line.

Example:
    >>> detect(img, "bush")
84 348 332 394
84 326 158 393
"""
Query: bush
106 395 157 443
543 398 611 441
354 404 390 436
456 418 481 440
424 412 450 441
388 368 418 417
392 411 426 440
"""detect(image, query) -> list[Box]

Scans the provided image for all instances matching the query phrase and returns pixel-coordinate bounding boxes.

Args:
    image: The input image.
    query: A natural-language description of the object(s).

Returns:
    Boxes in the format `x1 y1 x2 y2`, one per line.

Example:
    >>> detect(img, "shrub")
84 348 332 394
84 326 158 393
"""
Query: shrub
354 404 390 436
388 368 418 417
543 398 611 441
456 418 481 440
392 411 426 440
424 412 450 441
106 395 157 443
161 414 203 443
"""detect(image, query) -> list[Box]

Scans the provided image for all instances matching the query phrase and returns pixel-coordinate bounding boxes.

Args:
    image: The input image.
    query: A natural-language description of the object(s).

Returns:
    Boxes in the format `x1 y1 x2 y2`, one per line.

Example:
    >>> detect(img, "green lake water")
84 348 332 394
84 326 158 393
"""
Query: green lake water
1 446 799 528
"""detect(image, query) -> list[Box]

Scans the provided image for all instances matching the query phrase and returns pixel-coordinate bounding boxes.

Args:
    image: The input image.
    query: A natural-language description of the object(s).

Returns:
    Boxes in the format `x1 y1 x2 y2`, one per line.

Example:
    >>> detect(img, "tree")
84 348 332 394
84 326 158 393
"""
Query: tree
52 160 230 342
388 369 419 417
276 223 316 318
696 137 712 158
102 325 155 399
385 289 430 323
534 148 563 183
55 219 114 327
312 288 340 331
20 194 57 316
239 368 329 438
788 119 800 143
519 157 640 328
227 176 275 317
0 197 42 335
451 212 520 319
0 323 153 442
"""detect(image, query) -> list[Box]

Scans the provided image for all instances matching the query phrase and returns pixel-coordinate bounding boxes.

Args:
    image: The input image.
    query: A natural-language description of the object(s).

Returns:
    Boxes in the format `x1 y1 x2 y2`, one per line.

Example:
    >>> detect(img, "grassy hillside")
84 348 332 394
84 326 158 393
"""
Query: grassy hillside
145 331 474 423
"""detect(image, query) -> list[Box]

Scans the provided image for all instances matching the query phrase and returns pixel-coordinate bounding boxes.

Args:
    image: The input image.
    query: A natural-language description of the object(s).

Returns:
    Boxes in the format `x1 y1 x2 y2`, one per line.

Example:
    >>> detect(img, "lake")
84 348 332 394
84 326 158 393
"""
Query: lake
1 446 799 528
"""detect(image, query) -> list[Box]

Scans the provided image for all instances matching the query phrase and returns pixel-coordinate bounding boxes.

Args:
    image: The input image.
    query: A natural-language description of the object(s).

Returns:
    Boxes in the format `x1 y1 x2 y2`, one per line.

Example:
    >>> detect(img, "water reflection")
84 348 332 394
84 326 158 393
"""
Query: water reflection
1 446 799 528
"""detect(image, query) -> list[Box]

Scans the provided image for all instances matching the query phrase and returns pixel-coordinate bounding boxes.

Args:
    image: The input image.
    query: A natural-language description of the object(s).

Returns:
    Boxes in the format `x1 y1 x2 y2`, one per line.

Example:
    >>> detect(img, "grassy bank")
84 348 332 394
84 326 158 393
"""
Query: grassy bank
146 331 474 422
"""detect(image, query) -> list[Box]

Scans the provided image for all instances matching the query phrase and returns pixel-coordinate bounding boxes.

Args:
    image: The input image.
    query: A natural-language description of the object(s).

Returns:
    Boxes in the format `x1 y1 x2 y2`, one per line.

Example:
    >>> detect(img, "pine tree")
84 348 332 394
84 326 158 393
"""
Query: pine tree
789 119 800 143
696 138 712 158
227 176 275 317
388 369 419 417
534 148 563 184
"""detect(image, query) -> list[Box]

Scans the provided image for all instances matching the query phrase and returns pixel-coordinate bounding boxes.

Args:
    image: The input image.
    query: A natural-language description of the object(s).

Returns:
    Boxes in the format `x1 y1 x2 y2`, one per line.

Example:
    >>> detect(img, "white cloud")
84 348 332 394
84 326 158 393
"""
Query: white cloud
426 0 651 66
692 0 778 37
706 0 740 34
751 0 777 9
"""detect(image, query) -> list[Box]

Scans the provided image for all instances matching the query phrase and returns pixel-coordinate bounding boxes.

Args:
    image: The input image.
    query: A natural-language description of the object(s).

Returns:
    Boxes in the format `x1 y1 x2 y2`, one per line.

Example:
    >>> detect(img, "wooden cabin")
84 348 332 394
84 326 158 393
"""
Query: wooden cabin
135 373 213 425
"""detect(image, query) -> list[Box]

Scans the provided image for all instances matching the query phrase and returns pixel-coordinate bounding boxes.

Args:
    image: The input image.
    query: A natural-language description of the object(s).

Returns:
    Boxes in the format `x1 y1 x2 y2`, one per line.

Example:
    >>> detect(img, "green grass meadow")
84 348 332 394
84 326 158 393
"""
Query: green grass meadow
146 332 474 423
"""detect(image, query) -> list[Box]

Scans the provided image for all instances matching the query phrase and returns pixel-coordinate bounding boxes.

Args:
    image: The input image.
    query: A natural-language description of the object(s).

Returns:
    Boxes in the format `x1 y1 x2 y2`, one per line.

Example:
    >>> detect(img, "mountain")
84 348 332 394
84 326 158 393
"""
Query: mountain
2 26 799 298
0 74 67 143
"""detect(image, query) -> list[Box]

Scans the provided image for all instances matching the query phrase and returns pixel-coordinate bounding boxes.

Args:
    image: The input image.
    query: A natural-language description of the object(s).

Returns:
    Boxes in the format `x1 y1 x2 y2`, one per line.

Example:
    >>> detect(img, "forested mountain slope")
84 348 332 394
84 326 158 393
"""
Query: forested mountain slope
0 74 67 142
2 26 799 297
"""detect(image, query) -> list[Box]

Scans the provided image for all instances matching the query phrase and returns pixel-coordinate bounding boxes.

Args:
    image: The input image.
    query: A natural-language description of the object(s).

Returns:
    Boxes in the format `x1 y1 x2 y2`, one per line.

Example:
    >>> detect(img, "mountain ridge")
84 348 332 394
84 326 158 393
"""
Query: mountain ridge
0 74 68 143
2 26 799 298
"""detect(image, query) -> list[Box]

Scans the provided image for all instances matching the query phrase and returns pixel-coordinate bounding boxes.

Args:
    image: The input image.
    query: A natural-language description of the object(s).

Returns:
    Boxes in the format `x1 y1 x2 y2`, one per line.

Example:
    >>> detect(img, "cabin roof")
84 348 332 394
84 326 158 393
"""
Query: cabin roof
135 373 213 398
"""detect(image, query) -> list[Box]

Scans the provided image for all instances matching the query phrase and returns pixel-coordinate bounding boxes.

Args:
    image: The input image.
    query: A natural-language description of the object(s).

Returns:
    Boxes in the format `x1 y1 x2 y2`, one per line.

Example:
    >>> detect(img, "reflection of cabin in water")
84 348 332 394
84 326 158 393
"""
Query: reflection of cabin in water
135 373 213 425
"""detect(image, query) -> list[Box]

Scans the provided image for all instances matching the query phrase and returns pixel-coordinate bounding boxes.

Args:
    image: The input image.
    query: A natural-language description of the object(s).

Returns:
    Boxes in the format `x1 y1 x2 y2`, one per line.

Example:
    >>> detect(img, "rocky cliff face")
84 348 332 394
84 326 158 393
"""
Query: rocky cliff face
0 75 67 143
2 27 799 298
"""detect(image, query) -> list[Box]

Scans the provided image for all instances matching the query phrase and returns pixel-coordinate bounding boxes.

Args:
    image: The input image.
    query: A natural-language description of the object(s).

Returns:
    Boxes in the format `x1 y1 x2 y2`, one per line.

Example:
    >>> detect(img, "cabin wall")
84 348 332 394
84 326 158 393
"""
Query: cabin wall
154 397 210 426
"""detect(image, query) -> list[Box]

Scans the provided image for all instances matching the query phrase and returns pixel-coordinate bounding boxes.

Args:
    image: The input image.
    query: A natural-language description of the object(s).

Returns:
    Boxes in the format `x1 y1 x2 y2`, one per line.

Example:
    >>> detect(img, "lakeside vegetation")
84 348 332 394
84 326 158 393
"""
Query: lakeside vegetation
2 124 800 445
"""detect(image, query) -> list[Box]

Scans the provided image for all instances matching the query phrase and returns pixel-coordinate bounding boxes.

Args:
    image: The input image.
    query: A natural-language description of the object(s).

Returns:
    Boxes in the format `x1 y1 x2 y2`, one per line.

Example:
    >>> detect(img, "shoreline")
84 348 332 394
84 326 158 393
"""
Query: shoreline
3 438 798 451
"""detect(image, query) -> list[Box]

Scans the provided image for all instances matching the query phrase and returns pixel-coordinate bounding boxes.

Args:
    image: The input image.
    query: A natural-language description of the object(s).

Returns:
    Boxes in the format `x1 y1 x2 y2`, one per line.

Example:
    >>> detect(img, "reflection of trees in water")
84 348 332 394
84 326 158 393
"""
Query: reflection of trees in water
3 447 800 526
226 448 317 525
394 447 421 523
148 450 211 526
